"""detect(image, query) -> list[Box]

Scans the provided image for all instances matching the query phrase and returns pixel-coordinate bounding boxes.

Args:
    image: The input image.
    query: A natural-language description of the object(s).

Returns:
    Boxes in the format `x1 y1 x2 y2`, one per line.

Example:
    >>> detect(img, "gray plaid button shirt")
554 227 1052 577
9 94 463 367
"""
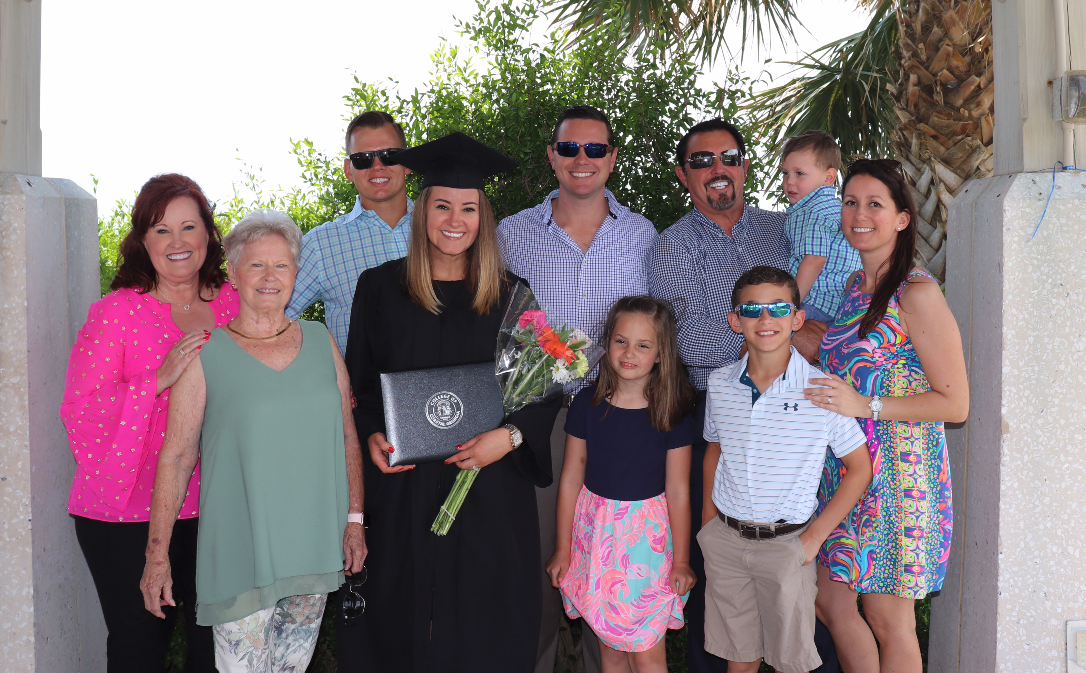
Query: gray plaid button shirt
497 189 658 392
649 205 789 389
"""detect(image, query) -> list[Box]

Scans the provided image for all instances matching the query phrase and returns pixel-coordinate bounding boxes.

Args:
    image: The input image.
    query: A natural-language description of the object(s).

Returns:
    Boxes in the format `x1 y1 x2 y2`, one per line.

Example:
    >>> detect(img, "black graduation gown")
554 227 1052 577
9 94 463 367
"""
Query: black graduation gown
340 258 560 673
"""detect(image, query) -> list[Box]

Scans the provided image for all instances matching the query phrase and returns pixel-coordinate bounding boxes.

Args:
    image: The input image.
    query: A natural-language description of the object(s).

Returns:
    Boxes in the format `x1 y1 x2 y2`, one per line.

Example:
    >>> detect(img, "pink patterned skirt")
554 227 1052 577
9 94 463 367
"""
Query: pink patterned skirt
559 486 687 652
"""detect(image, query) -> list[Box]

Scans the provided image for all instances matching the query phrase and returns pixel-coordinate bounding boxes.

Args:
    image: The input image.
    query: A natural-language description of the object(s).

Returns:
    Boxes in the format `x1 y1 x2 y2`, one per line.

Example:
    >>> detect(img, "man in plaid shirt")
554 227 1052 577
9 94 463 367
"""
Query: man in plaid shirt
497 105 658 673
286 111 414 353
648 119 836 673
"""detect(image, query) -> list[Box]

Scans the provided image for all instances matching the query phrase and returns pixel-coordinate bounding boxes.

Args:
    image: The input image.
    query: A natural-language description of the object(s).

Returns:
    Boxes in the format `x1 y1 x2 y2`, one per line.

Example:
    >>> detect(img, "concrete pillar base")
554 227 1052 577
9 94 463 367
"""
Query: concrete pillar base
0 173 104 672
932 170 1086 672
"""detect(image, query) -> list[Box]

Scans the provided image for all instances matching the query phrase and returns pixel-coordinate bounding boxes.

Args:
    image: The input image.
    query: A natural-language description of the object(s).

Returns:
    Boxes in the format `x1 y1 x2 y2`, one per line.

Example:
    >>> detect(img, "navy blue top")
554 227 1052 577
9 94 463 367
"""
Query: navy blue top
565 386 695 501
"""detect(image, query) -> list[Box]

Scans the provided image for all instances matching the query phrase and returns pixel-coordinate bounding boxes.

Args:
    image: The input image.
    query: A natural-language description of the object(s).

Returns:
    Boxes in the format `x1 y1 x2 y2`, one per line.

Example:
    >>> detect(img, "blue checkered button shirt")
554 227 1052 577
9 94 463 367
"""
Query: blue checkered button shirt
649 205 789 389
785 185 861 318
286 196 414 353
497 189 658 392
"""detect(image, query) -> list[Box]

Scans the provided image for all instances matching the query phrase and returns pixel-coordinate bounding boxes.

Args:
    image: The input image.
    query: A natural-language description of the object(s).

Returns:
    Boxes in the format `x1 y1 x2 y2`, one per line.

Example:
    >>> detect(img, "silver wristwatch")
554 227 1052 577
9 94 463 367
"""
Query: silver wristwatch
504 424 524 449
869 395 883 421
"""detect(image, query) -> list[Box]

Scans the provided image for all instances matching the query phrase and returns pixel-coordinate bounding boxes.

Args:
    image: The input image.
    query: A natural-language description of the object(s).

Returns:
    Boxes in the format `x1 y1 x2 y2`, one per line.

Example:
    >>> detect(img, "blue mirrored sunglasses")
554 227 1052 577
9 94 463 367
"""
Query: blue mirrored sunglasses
736 302 795 318
553 142 612 159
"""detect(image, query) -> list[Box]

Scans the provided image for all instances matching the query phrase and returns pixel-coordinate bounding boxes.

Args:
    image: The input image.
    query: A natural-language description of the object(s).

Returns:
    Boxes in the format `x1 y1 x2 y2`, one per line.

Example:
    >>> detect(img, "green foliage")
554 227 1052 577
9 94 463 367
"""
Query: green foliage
746 0 898 166
334 0 770 223
545 0 800 65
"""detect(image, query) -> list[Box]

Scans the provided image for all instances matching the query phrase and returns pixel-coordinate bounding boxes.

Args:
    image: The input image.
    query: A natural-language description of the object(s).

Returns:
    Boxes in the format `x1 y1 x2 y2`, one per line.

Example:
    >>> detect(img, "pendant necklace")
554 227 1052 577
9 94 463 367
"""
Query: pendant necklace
158 288 193 311
228 320 293 341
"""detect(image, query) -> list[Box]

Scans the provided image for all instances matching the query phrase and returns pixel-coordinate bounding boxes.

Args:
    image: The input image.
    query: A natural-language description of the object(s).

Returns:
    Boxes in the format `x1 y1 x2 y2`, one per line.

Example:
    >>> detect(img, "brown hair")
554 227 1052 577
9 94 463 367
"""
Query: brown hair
592 296 696 432
403 187 506 315
111 173 226 296
781 130 842 173
345 111 406 152
731 266 802 308
842 159 918 337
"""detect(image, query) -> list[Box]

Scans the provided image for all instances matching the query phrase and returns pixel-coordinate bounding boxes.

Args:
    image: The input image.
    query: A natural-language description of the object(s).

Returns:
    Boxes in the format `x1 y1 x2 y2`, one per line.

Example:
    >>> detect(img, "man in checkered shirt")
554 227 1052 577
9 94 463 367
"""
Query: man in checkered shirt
286 111 414 354
497 105 658 673
648 118 835 673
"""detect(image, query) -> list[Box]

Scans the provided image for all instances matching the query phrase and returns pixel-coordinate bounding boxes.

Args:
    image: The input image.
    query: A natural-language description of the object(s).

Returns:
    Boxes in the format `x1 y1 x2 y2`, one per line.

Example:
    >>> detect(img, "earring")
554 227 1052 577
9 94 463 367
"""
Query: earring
231 282 237 289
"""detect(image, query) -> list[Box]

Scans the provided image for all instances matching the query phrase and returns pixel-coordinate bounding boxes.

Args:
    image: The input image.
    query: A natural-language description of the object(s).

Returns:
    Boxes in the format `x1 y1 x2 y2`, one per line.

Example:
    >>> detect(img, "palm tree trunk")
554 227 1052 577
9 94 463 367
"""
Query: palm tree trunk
891 0 993 281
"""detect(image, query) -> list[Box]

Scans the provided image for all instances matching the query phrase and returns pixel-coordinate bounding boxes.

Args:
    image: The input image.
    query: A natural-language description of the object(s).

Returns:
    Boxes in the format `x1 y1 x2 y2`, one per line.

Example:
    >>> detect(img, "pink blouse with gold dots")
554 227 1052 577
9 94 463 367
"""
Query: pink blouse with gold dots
61 285 239 522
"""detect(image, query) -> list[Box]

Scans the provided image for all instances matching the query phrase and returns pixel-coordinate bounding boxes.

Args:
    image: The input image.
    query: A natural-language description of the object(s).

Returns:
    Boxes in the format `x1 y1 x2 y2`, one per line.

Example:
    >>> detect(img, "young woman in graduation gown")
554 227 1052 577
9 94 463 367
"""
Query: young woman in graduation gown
340 133 562 673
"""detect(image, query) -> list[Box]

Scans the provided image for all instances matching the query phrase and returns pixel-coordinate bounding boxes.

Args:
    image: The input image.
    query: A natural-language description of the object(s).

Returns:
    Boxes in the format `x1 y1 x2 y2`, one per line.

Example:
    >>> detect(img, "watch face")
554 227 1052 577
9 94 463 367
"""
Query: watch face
871 397 883 410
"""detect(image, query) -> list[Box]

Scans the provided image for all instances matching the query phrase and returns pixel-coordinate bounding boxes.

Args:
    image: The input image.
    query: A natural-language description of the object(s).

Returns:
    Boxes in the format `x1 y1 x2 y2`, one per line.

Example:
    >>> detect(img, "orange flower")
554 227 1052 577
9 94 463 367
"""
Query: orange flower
538 326 574 364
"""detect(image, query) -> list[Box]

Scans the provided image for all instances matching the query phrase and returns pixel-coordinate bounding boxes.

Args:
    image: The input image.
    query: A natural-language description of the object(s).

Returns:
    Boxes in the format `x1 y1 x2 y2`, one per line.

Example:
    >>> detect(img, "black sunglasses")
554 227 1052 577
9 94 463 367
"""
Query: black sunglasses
348 148 404 170
686 149 744 170
552 142 612 159
846 158 905 179
341 566 367 626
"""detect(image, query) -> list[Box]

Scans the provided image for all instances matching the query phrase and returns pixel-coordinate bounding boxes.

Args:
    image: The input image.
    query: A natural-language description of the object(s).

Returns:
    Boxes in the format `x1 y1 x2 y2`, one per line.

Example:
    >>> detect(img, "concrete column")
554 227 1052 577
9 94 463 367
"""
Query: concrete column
0 0 106 671
931 173 1086 672
0 174 104 672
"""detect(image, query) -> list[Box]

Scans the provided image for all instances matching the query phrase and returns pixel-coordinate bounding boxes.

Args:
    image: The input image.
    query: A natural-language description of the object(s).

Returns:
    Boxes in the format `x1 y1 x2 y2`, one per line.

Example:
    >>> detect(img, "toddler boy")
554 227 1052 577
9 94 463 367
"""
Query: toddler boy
780 131 860 323
697 266 872 673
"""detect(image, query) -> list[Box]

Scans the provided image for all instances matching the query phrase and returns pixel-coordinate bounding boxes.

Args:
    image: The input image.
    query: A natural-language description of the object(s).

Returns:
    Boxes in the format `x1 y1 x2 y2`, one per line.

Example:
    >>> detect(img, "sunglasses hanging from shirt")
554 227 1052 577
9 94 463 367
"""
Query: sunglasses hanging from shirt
552 142 613 159
348 148 405 170
736 302 796 318
687 149 744 169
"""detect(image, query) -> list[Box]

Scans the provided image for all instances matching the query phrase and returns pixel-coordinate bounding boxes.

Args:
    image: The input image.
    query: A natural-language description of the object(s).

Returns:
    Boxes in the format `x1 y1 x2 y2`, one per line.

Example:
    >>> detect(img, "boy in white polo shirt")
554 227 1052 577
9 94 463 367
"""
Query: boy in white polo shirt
697 266 872 673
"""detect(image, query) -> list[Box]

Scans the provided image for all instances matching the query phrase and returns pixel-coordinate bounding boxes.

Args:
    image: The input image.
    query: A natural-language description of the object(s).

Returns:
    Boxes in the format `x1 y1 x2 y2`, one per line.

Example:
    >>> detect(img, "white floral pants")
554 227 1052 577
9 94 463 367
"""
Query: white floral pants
212 594 327 673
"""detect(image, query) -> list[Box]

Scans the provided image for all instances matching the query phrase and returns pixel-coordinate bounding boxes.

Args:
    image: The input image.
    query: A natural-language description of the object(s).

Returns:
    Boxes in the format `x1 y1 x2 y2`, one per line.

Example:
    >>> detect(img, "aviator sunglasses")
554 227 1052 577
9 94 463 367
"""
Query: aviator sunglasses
348 148 404 170
686 149 743 170
735 301 796 319
552 142 613 159
340 566 367 626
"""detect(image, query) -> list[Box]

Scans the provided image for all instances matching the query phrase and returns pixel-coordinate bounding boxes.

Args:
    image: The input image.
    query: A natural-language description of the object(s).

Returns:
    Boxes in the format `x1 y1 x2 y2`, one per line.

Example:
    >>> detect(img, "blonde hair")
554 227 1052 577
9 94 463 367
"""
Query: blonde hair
404 187 506 315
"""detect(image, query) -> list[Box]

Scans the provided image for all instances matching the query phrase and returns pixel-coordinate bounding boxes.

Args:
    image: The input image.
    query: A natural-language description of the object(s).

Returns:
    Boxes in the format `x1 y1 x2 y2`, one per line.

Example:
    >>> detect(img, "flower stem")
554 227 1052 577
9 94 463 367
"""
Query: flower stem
431 468 480 536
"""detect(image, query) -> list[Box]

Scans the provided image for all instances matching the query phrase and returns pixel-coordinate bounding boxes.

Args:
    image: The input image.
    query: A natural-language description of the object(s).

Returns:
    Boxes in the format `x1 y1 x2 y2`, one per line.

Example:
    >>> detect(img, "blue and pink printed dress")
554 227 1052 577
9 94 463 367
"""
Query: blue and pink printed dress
815 269 953 599
559 388 693 651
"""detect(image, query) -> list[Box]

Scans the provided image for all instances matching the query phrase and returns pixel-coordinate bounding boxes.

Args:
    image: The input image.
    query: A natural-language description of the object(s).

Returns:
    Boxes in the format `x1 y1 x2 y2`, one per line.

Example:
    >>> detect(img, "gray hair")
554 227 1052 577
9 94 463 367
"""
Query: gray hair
222 209 302 266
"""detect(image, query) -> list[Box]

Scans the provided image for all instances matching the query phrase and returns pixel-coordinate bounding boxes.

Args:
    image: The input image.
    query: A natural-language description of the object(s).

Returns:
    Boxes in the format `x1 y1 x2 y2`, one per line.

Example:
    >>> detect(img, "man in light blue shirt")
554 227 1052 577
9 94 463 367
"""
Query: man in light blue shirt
286 111 414 352
498 105 657 673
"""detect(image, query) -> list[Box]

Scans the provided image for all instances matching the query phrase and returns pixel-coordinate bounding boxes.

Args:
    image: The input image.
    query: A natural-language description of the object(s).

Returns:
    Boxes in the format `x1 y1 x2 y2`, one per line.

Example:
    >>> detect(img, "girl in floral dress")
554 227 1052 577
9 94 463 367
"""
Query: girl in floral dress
802 159 969 673
547 296 697 672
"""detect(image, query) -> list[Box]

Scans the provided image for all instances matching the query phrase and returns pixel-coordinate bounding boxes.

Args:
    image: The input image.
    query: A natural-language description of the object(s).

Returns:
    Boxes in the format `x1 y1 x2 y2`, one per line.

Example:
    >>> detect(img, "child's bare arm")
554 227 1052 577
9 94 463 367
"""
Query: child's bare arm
665 445 696 595
702 442 722 527
546 434 587 588
795 254 827 302
797 444 872 564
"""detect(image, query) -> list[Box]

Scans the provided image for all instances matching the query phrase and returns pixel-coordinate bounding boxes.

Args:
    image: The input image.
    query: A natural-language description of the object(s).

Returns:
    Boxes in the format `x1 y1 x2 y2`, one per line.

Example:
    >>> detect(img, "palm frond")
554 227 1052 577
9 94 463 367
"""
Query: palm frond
746 0 898 163
545 0 800 63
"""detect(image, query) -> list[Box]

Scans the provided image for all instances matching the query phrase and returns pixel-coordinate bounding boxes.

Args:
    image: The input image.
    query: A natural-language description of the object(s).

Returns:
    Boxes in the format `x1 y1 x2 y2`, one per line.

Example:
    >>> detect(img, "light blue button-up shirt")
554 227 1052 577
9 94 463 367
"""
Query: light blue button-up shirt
287 196 414 353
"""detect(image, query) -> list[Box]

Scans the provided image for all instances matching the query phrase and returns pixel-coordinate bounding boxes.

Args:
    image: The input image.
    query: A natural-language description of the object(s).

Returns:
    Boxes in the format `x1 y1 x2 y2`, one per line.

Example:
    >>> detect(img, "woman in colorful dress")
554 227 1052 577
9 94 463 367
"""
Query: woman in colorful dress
802 159 969 673
61 173 238 672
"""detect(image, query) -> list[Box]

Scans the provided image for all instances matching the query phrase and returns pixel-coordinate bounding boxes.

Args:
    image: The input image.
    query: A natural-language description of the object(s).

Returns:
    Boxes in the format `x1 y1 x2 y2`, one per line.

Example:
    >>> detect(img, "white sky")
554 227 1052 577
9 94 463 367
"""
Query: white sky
41 0 871 214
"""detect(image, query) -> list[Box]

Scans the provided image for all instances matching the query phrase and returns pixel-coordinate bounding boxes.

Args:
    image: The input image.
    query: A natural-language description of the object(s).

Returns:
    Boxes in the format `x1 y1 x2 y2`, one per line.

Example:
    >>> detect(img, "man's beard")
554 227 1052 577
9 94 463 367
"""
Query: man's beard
702 178 737 211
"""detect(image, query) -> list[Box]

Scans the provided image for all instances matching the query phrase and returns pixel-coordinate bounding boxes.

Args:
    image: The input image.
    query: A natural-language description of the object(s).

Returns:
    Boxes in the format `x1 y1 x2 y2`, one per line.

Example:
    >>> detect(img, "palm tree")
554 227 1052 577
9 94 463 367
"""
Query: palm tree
546 0 994 280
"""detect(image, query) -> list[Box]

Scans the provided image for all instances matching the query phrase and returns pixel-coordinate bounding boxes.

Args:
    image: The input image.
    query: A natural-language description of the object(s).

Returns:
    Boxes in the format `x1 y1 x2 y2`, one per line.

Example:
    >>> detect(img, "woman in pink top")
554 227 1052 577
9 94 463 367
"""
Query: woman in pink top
61 173 238 673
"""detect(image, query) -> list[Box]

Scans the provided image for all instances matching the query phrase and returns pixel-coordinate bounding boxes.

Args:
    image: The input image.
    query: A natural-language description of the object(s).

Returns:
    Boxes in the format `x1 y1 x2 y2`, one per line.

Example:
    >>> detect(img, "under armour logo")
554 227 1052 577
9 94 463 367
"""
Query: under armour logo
784 402 799 411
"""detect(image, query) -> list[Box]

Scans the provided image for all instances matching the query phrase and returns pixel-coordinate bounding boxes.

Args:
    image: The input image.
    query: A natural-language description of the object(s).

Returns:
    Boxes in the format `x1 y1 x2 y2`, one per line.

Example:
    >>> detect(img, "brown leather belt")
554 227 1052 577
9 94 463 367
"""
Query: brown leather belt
718 510 808 540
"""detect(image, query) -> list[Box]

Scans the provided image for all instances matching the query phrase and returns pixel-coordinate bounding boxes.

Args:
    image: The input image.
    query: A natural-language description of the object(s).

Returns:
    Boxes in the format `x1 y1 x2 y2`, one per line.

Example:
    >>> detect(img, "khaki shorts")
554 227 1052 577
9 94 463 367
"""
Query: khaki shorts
696 516 820 673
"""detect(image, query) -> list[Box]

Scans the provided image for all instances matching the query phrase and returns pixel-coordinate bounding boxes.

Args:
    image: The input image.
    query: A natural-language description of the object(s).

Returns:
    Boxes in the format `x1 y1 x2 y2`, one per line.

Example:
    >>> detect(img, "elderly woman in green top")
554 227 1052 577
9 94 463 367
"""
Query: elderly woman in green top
139 209 366 672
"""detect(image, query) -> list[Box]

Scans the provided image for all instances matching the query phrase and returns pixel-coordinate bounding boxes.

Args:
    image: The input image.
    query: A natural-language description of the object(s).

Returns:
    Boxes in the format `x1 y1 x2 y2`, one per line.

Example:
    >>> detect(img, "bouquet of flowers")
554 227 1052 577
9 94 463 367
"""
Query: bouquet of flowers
432 282 599 536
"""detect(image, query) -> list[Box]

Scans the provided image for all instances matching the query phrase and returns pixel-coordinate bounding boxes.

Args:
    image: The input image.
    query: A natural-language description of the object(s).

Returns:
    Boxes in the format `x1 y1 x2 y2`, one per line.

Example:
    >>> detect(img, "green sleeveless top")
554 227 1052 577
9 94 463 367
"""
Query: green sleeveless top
195 320 347 626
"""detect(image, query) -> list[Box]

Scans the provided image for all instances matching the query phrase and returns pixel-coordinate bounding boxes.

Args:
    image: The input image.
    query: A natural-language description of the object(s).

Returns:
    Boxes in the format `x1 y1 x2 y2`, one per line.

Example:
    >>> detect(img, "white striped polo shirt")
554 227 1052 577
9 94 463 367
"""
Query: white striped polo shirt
703 347 866 524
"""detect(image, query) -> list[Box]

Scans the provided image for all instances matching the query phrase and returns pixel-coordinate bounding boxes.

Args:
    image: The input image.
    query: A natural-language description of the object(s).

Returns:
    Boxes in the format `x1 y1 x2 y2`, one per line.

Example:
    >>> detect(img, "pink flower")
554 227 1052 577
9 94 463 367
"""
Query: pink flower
517 310 548 331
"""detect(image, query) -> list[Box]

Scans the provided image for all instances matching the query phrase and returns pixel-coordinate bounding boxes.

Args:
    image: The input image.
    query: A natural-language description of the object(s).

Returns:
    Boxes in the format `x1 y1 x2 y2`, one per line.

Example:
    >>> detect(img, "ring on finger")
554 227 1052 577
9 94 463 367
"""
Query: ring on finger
472 465 480 472
179 347 186 356
828 396 833 404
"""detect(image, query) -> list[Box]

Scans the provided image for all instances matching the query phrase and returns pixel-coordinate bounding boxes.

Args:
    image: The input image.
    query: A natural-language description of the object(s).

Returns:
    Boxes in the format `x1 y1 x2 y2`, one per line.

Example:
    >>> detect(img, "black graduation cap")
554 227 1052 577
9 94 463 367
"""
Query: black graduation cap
392 131 518 190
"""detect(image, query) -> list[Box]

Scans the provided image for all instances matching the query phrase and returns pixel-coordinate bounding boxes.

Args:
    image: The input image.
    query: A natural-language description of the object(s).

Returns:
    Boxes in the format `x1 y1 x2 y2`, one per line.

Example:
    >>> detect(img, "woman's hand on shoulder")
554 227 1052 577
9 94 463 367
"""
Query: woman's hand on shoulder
367 432 414 474
156 330 211 395
669 561 696 595
445 427 514 471
804 371 870 418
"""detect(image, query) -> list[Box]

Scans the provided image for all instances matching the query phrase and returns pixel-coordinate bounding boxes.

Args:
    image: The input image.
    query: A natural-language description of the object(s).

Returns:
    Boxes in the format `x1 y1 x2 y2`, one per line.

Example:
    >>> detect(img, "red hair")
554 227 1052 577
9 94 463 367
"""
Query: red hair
111 173 227 295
